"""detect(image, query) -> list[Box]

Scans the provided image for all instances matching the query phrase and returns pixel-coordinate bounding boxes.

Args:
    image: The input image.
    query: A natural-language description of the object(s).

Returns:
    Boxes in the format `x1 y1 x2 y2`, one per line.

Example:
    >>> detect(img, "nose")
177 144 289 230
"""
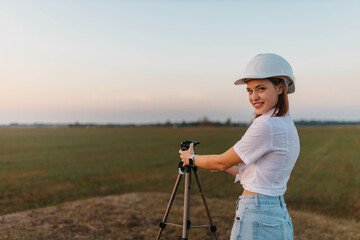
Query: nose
251 91 259 101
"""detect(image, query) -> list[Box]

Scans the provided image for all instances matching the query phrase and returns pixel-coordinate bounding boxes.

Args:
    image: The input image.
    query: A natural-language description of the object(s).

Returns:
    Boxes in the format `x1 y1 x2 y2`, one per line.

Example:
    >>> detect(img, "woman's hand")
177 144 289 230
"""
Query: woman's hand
178 143 195 166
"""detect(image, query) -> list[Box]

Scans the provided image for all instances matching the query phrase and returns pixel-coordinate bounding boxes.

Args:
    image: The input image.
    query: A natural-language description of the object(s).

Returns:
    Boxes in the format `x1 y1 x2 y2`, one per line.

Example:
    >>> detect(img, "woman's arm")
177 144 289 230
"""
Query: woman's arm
179 143 243 171
211 165 239 177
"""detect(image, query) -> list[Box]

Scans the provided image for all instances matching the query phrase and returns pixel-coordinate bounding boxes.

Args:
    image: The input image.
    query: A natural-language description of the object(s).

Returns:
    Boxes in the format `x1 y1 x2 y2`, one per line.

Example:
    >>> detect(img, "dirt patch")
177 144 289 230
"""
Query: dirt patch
0 192 359 240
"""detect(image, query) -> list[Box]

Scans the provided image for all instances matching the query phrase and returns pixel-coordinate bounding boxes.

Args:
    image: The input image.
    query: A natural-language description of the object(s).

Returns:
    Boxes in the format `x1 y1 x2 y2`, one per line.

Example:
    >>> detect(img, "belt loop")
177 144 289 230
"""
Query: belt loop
279 196 283 208
254 195 259 209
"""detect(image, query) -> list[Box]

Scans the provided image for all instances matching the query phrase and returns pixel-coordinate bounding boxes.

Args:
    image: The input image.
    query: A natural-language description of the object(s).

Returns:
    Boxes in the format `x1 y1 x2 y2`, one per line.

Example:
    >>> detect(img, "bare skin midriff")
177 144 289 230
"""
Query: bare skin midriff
242 189 260 196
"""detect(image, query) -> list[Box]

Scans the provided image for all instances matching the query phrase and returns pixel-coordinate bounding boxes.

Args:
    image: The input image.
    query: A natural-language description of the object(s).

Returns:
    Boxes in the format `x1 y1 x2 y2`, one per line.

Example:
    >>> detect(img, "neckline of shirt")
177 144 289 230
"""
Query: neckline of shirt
258 108 277 119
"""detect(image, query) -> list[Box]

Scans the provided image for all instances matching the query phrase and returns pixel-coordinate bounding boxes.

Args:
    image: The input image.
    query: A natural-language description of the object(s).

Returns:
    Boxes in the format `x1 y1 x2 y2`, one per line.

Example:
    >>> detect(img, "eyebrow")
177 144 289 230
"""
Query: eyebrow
247 84 265 90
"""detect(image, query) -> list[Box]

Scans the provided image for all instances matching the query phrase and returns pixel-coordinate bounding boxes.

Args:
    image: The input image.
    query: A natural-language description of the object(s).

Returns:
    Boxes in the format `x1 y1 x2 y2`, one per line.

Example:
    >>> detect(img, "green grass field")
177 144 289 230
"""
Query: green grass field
0 126 359 221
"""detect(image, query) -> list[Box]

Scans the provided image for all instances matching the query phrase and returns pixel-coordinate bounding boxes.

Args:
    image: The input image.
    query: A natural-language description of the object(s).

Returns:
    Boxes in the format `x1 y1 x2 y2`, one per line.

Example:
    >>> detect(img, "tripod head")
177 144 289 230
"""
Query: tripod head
180 140 200 151
179 140 200 173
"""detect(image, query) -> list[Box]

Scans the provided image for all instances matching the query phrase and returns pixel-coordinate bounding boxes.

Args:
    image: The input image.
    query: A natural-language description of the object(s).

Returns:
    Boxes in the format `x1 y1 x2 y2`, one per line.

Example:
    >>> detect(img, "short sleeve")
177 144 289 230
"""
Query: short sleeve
233 118 273 165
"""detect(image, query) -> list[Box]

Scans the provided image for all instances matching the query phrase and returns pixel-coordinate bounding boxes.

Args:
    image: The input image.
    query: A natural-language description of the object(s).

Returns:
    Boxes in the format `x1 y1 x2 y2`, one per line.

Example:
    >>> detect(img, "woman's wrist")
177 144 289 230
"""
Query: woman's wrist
189 154 196 166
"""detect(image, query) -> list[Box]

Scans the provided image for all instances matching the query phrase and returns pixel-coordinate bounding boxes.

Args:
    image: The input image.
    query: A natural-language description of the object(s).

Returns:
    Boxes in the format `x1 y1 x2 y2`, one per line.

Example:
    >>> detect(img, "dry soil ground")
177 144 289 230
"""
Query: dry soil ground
0 192 359 240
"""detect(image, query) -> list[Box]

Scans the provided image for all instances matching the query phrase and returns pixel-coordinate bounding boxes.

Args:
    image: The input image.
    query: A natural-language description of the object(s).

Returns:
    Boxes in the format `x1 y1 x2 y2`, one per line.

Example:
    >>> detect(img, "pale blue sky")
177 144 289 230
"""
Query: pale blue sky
1 0 359 124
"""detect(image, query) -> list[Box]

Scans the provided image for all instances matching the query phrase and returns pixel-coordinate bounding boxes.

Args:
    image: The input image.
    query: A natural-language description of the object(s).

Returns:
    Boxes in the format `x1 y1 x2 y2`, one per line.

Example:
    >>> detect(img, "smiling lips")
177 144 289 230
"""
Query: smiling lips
253 102 264 108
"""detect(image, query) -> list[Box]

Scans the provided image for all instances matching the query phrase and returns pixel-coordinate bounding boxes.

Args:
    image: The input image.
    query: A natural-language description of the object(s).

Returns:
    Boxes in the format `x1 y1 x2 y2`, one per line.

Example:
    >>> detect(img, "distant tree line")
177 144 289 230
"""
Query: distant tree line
65 117 248 128
1 119 359 128
294 120 360 126
66 118 360 128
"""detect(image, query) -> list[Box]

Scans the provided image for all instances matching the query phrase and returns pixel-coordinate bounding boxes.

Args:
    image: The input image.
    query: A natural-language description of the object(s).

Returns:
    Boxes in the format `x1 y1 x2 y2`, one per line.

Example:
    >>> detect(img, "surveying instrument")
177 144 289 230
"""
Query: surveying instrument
156 141 218 240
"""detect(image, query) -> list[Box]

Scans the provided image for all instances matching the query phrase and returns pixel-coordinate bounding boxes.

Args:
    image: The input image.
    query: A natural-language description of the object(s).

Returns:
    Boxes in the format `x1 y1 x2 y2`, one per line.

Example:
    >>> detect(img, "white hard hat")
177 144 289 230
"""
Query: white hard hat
234 53 296 94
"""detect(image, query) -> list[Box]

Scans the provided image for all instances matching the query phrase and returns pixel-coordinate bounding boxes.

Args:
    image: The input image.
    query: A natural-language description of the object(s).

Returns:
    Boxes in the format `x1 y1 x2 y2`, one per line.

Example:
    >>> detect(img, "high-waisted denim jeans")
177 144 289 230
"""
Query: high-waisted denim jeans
230 195 293 240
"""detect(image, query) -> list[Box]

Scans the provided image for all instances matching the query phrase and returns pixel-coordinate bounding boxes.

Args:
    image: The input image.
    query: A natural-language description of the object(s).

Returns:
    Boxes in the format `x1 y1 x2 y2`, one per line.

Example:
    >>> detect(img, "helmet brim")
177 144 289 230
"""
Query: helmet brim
234 75 295 94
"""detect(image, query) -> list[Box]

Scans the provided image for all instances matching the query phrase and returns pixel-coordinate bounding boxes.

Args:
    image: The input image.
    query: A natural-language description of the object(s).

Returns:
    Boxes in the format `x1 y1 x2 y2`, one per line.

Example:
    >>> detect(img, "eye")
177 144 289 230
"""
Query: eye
247 89 253 94
258 87 266 92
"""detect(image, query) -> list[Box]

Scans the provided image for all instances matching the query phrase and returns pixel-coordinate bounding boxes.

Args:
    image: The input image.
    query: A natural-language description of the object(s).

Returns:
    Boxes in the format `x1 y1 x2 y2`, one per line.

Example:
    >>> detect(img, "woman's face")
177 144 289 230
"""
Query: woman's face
246 79 283 115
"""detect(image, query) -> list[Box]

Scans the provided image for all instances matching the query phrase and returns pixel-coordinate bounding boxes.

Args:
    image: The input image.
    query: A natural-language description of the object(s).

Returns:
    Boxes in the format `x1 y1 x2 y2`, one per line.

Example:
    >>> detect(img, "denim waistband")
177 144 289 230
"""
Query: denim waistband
237 195 286 209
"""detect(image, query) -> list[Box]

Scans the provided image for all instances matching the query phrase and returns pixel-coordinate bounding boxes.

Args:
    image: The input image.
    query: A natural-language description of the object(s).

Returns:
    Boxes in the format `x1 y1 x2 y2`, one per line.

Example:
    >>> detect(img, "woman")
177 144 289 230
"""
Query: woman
179 53 300 240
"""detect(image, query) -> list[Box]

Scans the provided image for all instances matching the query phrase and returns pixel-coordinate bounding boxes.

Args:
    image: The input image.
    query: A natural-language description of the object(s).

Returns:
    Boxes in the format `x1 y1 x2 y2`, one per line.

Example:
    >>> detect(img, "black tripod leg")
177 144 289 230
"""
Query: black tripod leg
182 166 191 240
156 173 183 240
193 170 218 240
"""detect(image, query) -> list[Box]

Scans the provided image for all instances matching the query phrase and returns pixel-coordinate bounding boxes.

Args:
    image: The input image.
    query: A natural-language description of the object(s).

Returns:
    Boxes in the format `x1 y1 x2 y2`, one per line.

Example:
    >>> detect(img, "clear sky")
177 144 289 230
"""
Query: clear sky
1 0 359 124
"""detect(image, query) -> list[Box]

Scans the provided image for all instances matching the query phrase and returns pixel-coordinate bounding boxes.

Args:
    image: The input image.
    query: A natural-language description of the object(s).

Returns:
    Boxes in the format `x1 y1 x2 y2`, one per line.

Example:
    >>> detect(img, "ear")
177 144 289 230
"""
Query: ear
277 84 284 95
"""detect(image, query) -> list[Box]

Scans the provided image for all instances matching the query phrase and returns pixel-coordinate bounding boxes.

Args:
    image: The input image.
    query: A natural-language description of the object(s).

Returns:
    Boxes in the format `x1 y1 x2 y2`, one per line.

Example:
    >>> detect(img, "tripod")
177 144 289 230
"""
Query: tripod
156 161 218 240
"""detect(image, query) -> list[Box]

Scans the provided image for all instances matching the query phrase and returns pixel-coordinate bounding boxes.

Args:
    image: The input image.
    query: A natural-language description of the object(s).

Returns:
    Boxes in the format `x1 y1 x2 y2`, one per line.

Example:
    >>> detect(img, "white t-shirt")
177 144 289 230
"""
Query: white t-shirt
233 109 300 196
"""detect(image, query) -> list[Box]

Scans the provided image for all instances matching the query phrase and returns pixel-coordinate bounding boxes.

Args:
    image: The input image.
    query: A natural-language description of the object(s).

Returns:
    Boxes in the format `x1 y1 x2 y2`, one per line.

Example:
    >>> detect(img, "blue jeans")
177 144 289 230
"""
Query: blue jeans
230 195 293 240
